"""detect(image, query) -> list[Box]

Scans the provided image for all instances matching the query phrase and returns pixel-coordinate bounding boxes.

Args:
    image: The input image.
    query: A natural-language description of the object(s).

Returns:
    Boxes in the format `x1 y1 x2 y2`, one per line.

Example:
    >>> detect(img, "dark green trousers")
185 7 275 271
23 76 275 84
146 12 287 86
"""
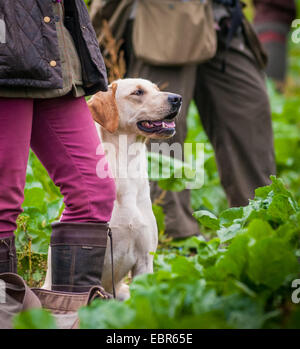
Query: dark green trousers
126 24 276 238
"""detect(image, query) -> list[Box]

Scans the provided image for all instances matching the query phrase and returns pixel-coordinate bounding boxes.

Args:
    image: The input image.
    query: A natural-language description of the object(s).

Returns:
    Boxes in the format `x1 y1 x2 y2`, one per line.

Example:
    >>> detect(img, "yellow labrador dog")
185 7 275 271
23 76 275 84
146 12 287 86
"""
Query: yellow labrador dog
43 78 182 300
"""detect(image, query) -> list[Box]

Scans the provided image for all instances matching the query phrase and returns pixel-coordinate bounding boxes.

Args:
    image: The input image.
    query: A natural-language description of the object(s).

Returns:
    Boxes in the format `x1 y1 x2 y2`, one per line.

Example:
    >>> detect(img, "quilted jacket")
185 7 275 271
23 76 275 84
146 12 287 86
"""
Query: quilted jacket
0 0 108 94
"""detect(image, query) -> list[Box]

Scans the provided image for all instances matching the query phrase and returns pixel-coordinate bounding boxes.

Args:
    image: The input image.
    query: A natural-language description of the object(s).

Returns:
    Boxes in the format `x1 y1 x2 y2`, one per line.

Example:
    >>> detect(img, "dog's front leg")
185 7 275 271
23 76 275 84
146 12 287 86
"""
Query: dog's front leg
132 254 154 278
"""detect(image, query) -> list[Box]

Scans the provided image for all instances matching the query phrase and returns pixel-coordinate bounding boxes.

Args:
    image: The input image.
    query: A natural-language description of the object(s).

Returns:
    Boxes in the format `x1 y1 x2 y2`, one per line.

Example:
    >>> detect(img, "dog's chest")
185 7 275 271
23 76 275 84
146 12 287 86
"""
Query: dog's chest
112 199 156 233
110 182 158 250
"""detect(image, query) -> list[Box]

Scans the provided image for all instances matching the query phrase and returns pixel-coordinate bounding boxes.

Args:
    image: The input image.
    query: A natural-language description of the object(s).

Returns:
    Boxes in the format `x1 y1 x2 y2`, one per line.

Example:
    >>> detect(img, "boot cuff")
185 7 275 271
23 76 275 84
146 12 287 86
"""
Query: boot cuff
51 222 108 247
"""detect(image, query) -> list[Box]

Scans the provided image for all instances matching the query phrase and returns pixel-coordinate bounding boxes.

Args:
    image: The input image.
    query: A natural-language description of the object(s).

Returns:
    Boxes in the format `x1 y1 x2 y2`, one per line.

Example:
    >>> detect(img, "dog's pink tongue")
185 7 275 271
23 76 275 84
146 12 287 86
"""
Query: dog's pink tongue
165 121 175 127
152 121 162 126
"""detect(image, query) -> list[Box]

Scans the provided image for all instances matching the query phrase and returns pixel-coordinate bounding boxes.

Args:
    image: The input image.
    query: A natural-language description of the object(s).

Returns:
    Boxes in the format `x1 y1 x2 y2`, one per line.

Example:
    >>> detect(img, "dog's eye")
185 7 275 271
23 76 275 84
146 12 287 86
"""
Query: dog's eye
132 89 144 96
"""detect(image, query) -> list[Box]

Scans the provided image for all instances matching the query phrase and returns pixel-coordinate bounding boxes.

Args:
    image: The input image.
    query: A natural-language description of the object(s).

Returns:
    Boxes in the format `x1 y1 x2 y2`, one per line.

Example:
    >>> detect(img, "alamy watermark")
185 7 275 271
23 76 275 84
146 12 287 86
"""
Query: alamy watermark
291 19 300 44
0 280 5 304
291 279 300 304
95 136 205 190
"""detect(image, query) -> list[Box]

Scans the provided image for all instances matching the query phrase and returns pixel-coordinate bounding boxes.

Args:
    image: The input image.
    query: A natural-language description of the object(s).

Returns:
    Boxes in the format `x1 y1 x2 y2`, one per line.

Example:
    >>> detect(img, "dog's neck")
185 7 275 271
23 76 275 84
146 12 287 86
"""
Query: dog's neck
99 127 149 184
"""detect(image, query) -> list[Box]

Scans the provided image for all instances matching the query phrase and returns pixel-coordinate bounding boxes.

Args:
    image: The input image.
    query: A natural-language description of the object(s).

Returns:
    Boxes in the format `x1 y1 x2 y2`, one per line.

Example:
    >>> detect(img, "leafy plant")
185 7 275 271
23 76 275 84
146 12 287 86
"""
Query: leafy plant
75 177 300 329
16 152 63 287
15 177 300 329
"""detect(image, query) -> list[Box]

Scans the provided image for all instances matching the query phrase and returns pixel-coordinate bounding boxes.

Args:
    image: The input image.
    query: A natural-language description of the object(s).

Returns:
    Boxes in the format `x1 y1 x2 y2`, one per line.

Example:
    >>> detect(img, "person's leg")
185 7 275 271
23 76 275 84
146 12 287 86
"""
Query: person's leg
30 94 116 292
194 36 276 207
0 99 33 236
30 94 116 223
0 98 33 272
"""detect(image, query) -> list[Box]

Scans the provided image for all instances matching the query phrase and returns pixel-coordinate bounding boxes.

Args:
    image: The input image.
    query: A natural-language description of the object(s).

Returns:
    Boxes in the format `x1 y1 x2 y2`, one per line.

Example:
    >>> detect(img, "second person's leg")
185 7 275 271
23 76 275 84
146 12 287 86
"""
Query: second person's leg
195 34 276 207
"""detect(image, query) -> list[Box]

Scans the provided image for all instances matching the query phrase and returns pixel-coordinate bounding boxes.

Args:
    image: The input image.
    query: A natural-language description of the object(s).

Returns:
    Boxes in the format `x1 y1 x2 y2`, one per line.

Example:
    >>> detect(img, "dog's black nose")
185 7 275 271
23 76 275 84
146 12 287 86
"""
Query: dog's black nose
168 94 182 107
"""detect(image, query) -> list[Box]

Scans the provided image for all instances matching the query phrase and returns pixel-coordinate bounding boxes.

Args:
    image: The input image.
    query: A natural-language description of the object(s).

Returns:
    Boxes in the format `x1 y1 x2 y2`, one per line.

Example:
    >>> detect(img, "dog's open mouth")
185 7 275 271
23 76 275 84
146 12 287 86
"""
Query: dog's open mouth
137 119 176 135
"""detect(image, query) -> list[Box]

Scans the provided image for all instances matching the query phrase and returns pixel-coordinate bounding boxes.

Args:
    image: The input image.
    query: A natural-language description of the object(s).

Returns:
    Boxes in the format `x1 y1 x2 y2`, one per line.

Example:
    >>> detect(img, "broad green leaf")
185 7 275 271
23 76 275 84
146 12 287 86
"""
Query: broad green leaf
79 300 135 329
23 188 46 212
247 237 299 290
13 309 56 329
193 210 220 230
267 194 296 223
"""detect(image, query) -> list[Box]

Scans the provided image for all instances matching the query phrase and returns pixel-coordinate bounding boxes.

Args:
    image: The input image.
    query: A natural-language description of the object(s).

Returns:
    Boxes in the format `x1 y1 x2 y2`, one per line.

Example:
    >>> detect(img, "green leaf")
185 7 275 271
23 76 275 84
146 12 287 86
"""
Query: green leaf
193 210 220 230
47 198 64 221
217 223 242 243
197 238 221 267
255 185 272 199
23 188 46 212
13 309 57 329
79 300 135 329
170 255 203 279
267 194 296 223
152 204 165 234
247 219 274 240
205 235 249 283
247 237 299 290
219 207 244 227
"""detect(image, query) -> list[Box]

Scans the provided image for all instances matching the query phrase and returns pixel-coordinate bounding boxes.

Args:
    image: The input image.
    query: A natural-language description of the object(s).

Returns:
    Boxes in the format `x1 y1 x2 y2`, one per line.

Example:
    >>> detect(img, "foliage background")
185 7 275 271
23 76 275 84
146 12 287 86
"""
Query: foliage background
13 0 300 329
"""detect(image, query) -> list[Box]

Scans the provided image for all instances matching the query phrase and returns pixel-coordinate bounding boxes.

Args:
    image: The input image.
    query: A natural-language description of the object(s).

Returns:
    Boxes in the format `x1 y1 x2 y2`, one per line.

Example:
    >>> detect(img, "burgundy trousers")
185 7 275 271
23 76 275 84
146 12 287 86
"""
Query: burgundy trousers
0 95 116 238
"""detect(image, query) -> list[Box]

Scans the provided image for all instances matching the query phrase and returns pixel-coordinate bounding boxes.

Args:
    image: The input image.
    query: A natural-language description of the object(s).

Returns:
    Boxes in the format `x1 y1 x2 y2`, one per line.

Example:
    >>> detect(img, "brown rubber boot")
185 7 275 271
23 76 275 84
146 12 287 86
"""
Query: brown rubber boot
0 236 17 274
50 222 112 294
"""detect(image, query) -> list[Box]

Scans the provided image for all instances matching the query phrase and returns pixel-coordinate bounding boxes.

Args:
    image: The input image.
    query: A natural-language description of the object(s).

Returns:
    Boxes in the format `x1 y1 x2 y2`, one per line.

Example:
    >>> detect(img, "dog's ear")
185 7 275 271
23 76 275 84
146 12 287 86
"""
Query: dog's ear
87 83 119 133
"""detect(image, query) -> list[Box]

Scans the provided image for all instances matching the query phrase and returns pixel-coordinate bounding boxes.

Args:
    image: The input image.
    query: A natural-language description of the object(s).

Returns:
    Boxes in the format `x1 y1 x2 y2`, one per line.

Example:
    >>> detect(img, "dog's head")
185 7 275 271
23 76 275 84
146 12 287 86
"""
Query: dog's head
87 78 182 139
